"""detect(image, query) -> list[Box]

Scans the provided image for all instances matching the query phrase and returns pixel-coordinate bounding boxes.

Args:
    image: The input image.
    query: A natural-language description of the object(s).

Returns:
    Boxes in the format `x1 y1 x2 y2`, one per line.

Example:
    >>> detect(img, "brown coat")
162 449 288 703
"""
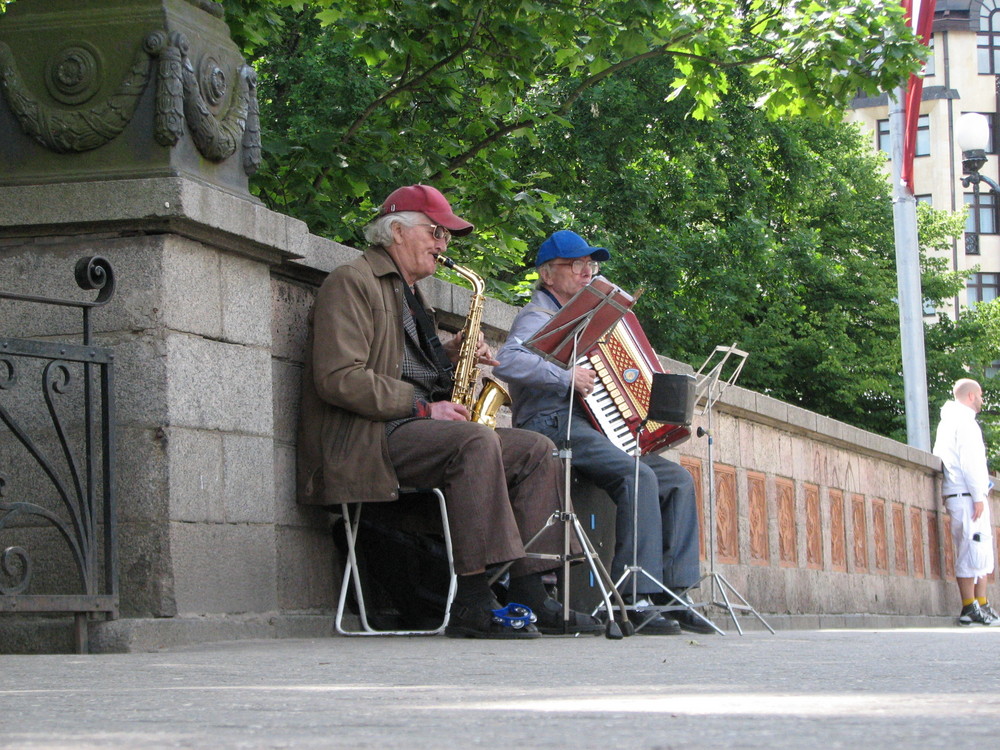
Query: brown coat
297 246 418 506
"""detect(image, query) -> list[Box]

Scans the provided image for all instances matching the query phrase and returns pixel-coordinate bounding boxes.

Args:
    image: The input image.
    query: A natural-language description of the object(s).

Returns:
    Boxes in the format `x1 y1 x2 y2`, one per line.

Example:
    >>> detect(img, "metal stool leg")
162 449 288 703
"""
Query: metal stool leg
335 488 457 636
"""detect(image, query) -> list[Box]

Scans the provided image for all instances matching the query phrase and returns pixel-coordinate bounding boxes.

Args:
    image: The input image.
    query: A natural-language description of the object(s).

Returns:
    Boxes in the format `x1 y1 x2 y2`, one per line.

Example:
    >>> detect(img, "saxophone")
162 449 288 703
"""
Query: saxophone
436 255 512 428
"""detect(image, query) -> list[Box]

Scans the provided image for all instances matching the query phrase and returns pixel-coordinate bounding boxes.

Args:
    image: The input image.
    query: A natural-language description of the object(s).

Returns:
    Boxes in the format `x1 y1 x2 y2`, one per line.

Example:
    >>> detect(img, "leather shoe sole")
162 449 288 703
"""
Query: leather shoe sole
666 609 717 634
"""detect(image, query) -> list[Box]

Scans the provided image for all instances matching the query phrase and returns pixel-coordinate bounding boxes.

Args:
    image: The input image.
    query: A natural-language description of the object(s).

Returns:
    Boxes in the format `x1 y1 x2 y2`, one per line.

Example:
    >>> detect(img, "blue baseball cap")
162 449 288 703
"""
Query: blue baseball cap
535 230 610 267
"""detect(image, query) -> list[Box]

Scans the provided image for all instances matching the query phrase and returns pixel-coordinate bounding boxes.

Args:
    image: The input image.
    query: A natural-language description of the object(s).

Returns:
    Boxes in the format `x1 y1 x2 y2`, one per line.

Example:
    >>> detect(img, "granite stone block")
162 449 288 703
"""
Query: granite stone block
271 358 302 446
164 333 272 434
220 252 272 348
223 434 275 524
166 427 225 523
168 522 277 615
270 277 315 363
161 237 223 339
276 525 338 611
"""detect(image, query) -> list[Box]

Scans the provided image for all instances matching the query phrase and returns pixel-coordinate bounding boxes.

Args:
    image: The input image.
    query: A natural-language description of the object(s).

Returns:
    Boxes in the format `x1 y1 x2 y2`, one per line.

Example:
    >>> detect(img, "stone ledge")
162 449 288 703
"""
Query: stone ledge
0 178 309 265
89 613 336 653
0 613 334 654
735 613 958 631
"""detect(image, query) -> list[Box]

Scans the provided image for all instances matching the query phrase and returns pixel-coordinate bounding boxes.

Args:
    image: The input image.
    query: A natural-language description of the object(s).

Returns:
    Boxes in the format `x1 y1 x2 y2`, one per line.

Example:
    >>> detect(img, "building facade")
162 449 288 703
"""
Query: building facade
846 0 1000 319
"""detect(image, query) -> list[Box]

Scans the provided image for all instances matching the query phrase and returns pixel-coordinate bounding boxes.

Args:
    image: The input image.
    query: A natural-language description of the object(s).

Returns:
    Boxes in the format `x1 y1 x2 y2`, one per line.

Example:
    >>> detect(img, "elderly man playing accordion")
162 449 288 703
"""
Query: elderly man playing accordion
297 185 600 638
494 230 710 635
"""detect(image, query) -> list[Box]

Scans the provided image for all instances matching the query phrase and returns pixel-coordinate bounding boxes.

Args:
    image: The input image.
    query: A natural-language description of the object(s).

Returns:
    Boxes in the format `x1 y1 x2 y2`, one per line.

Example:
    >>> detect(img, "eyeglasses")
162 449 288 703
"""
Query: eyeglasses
551 259 600 274
414 223 452 241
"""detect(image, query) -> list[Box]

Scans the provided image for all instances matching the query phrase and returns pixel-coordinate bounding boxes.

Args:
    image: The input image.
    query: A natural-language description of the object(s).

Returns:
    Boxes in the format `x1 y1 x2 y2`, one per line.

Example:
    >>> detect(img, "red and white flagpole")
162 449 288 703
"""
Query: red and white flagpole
890 0 936 450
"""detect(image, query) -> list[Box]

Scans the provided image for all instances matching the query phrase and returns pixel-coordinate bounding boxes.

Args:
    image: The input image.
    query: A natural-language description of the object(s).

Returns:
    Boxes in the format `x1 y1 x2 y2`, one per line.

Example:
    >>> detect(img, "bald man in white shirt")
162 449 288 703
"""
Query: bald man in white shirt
933 378 1000 626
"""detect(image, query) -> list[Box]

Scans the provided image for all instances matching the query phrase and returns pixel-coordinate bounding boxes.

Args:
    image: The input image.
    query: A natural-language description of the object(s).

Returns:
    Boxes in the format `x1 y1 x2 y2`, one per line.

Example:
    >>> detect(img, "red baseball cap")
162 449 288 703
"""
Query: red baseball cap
379 184 474 236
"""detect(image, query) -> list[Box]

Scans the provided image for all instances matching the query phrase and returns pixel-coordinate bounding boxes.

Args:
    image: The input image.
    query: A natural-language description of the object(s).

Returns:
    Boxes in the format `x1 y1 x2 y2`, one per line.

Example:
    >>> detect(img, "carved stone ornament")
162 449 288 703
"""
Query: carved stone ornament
0 26 260 175
171 31 261 174
0 38 152 154
185 0 224 18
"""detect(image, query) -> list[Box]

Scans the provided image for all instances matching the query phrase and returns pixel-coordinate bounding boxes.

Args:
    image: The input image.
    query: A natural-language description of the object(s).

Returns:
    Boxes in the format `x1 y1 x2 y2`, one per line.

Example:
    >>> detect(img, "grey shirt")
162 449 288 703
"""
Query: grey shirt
494 288 576 428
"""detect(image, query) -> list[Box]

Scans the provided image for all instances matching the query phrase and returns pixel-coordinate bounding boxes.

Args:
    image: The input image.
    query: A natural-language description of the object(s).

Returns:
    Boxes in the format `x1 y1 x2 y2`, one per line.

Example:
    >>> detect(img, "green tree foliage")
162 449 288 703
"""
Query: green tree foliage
230 0 925 274
8 0 994 455
515 61 979 444
226 0 994 451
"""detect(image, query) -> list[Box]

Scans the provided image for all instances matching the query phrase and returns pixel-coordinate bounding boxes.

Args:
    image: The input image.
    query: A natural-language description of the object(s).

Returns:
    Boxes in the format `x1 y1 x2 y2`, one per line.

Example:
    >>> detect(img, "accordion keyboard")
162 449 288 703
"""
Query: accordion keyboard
579 355 639 454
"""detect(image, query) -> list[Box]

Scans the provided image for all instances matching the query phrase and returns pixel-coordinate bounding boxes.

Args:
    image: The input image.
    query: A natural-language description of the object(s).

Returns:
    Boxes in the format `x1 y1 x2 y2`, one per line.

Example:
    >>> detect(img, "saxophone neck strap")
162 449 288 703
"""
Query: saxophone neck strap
402 282 454 377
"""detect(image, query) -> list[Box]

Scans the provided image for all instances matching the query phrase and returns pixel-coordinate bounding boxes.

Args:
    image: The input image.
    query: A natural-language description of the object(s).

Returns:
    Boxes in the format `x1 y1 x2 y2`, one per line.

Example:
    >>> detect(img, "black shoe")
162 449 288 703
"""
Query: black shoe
445 602 541 639
632 610 681 635
533 597 603 636
665 607 717 634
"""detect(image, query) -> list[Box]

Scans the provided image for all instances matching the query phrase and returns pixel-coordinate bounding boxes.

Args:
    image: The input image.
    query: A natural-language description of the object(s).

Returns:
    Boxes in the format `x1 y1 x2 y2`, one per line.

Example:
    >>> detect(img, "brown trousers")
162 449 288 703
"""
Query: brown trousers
387 421 565 577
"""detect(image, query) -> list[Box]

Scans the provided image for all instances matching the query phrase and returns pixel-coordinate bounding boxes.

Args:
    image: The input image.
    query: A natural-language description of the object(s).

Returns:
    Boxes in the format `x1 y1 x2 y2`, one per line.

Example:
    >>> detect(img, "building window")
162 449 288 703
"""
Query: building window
915 194 933 205
965 191 999 238
968 272 1000 305
923 36 936 78
916 114 930 156
877 119 890 152
979 0 1000 74
876 115 930 156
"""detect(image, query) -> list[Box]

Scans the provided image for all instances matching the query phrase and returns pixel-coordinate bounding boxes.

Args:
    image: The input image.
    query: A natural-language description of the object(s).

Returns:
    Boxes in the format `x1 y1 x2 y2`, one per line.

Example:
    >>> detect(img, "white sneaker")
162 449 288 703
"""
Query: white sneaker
959 601 990 625
981 602 1000 626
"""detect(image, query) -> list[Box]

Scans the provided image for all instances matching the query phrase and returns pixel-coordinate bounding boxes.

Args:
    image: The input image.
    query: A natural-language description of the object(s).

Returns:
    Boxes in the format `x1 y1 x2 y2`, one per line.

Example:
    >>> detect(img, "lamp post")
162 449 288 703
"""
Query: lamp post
889 88 931 450
958 112 999 256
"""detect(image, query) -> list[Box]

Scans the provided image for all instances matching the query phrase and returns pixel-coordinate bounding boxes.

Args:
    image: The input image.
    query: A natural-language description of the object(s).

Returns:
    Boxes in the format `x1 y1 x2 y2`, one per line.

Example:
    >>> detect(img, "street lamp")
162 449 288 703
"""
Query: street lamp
958 111 998 255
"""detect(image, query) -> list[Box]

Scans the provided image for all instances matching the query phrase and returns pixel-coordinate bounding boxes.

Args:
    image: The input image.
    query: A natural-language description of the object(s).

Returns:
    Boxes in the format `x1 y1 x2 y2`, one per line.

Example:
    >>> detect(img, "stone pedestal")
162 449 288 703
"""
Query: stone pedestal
0 0 340 653
0 0 258 197
0 177 330 643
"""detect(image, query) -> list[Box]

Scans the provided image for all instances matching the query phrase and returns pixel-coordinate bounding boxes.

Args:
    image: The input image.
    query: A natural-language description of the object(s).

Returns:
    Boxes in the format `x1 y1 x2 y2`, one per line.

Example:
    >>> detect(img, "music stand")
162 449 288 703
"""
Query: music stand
604 372 725 635
689 344 774 635
509 279 636 639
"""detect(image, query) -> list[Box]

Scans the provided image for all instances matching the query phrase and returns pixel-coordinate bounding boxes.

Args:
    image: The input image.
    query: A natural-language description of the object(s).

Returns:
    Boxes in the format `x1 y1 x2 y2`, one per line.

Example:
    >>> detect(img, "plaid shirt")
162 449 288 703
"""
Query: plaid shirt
385 293 454 435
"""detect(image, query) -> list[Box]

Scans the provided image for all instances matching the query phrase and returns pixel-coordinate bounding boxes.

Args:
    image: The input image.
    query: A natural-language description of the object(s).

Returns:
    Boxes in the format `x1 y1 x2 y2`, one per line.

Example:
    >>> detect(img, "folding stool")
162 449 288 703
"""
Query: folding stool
335 487 457 635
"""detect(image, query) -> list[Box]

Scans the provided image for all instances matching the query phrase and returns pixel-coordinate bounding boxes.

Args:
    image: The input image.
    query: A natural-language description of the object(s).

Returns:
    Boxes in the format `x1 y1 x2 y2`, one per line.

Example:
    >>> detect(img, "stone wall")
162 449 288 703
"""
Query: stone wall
271 238 997 632
3 187 997 652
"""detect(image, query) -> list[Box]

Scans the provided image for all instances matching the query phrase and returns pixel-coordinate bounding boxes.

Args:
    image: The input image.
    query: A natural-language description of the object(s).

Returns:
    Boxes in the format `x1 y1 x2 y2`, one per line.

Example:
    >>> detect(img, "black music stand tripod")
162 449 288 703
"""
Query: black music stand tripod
690 344 774 635
492 285 634 639
595 372 725 635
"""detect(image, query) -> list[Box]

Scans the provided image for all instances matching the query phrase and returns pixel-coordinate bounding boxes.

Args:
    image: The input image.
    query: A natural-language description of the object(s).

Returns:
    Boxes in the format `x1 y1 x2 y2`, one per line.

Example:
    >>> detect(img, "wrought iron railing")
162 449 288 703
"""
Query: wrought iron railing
0 257 118 653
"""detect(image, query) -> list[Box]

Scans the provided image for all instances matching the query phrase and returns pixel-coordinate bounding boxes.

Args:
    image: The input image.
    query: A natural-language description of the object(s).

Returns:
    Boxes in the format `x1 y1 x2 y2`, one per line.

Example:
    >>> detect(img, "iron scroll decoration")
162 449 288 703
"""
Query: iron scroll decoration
0 256 116 597
0 27 260 175
74 255 117 307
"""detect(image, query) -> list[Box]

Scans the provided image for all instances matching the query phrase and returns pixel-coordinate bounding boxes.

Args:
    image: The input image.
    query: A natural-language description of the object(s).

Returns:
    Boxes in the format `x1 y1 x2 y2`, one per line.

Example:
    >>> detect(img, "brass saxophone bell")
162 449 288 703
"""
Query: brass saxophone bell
470 377 512 429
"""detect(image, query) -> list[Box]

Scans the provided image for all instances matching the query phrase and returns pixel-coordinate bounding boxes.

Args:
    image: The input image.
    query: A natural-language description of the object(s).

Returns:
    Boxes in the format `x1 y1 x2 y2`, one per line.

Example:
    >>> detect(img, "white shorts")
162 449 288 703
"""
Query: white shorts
946 495 995 580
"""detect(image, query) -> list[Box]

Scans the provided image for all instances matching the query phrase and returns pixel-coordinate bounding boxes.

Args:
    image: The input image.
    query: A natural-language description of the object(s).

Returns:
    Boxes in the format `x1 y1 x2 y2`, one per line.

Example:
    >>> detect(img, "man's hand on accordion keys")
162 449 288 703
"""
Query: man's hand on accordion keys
573 366 598 397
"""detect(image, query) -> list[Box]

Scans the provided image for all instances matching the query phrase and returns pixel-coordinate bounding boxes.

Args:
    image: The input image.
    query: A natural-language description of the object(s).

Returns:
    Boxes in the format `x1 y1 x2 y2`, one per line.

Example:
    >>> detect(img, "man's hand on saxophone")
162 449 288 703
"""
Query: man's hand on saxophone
427 400 471 421
444 330 500 367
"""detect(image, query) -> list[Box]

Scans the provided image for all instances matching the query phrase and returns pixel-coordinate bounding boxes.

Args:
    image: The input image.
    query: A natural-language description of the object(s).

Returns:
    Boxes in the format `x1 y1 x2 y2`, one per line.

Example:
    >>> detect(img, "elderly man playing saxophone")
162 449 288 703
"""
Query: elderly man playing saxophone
297 184 600 638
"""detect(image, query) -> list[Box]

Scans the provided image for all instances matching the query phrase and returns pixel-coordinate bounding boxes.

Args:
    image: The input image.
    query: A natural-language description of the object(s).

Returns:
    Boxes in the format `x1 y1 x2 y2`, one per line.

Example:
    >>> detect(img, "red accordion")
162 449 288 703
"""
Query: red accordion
523 278 690 455
578 311 691 455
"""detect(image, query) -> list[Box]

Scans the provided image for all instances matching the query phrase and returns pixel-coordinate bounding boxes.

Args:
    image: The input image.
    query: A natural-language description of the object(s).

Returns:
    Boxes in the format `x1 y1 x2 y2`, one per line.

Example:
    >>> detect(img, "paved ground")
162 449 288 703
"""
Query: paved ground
2 626 999 749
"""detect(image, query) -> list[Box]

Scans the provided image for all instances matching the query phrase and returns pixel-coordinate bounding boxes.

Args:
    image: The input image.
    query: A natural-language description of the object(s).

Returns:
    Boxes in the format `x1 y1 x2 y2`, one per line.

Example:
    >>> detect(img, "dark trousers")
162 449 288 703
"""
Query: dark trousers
387 420 565 577
523 409 701 593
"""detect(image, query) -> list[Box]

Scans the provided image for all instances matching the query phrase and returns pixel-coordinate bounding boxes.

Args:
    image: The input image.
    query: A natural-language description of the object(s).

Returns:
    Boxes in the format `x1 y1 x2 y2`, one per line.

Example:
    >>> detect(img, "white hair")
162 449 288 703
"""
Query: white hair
534 260 555 290
363 211 425 249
